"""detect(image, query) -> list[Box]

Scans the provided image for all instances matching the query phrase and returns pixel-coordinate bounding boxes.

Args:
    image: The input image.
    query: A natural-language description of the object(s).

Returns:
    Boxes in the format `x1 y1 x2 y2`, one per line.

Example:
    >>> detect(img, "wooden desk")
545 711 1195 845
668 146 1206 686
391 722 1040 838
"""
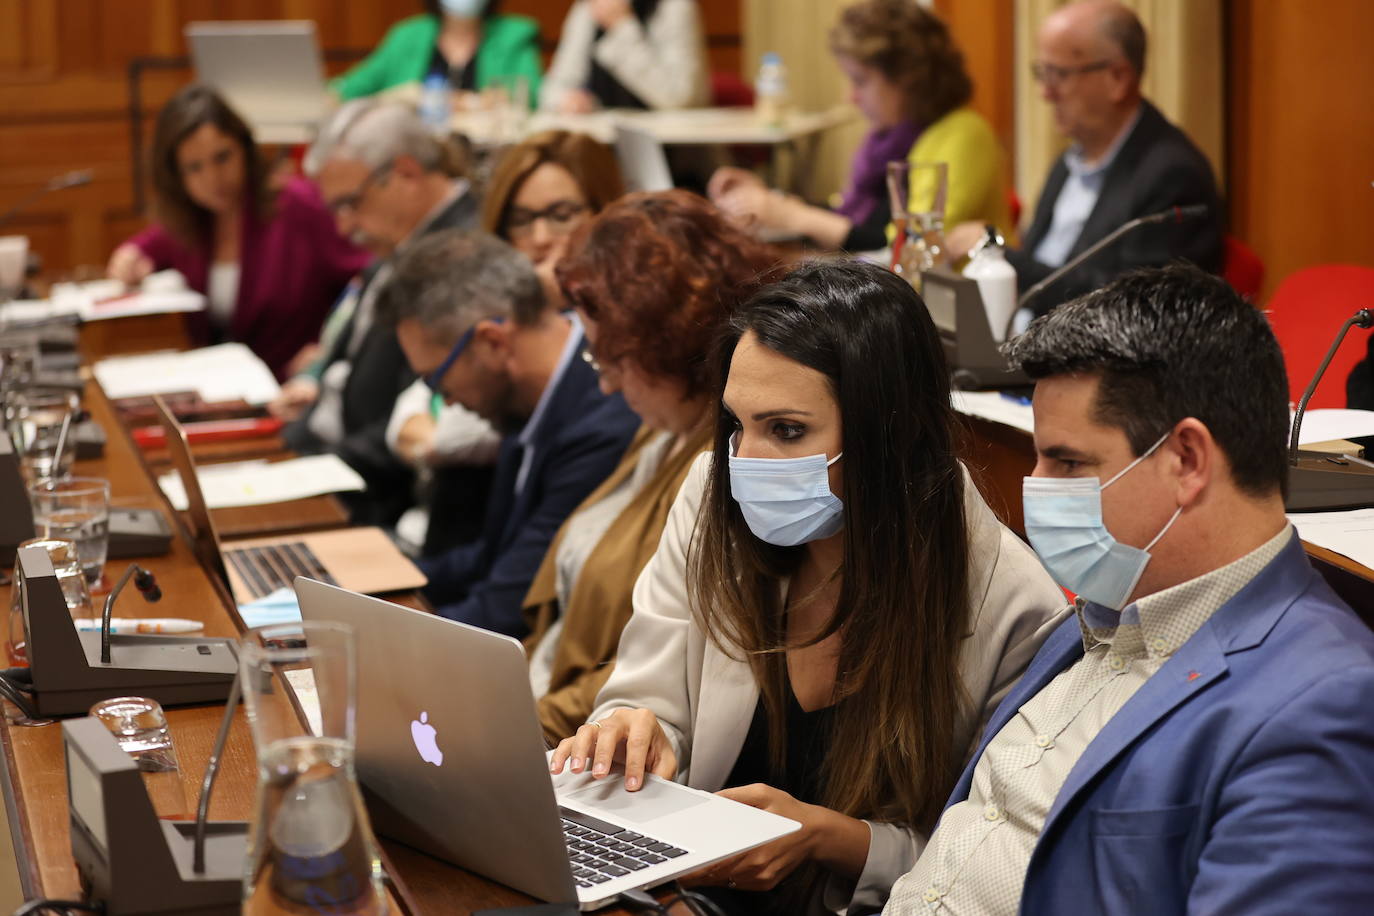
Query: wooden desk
2 376 653 915
954 411 1374 617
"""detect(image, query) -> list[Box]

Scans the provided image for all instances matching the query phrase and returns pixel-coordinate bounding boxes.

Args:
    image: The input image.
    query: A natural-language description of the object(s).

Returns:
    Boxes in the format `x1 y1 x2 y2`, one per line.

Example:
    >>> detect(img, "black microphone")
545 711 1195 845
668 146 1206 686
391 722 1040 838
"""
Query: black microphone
1018 203 1211 312
0 169 94 228
1288 308 1374 465
100 563 161 664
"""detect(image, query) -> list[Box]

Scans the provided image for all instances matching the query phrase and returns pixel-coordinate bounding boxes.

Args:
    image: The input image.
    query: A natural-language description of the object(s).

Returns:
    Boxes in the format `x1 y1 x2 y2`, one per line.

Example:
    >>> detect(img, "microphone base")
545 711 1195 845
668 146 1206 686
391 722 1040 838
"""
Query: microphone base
1285 451 1374 512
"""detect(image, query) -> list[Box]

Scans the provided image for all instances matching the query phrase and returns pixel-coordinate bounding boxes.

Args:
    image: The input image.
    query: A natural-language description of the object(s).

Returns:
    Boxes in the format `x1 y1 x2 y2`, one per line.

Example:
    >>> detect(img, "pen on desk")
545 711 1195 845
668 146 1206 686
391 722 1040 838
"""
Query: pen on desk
1000 392 1033 406
72 617 205 635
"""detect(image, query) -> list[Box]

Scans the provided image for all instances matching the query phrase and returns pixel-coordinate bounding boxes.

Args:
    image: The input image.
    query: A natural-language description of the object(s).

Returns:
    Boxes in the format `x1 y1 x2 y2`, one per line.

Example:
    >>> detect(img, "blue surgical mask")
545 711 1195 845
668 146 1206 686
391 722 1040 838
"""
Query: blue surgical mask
1022 431 1182 610
728 436 844 547
439 0 487 18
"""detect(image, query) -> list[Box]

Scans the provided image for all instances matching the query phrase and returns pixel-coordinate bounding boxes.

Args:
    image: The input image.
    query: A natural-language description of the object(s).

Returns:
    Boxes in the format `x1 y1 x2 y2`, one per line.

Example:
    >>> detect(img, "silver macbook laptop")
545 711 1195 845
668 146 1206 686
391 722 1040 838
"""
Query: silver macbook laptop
295 578 799 909
186 21 327 141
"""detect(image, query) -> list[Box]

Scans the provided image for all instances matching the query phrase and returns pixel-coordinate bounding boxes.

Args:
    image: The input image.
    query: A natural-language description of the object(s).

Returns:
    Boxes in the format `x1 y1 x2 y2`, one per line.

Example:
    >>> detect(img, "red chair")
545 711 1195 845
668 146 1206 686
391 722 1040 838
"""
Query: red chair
1222 235 1265 302
1266 264 1374 408
710 71 754 108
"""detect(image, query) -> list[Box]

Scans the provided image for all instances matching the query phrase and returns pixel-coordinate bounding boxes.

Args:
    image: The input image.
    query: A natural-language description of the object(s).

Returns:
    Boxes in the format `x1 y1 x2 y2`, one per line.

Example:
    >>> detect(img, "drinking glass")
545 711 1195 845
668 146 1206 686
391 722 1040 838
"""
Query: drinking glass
6 386 79 483
240 621 387 915
90 696 191 820
28 476 110 588
7 536 92 668
886 160 949 292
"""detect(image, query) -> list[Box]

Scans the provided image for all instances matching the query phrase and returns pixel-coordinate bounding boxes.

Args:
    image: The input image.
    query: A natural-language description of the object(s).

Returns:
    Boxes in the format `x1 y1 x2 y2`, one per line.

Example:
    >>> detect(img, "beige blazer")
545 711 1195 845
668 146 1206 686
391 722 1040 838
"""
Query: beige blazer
590 453 1070 914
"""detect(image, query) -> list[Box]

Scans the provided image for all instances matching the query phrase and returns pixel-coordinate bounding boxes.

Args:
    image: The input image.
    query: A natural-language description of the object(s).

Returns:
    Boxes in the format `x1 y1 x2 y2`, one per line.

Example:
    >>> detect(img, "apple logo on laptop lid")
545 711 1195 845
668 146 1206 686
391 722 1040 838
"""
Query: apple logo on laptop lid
411 711 443 766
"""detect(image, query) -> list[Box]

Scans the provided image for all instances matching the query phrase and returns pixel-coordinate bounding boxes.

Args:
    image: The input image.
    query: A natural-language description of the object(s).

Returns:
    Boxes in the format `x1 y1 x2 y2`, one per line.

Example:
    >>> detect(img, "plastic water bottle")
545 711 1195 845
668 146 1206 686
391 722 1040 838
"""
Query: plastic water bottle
964 231 1018 342
419 74 451 136
755 53 789 128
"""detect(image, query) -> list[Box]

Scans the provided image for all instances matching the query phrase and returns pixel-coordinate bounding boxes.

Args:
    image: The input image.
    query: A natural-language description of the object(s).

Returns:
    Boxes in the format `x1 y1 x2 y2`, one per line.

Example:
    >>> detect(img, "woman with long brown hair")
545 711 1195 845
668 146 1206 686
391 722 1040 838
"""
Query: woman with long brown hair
551 259 1066 913
107 85 367 379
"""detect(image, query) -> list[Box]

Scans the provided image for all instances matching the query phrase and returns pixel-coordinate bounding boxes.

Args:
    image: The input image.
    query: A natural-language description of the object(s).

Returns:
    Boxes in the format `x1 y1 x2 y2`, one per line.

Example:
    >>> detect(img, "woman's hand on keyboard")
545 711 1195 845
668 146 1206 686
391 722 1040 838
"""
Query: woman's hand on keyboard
549 708 677 792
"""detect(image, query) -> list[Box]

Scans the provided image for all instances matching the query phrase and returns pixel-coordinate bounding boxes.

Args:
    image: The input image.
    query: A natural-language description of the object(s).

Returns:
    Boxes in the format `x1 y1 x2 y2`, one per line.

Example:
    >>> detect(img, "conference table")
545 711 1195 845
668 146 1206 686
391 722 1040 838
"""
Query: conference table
0 318 674 914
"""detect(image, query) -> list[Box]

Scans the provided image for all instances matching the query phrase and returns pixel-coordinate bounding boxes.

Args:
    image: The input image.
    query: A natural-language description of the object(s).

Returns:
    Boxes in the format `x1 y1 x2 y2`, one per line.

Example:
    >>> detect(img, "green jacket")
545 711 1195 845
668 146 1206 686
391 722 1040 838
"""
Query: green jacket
333 14 542 106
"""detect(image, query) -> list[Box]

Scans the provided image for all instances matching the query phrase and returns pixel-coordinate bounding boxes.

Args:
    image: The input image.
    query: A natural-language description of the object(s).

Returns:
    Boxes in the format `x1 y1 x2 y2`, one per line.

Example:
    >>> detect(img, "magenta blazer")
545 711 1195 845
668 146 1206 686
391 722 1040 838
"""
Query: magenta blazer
127 176 370 380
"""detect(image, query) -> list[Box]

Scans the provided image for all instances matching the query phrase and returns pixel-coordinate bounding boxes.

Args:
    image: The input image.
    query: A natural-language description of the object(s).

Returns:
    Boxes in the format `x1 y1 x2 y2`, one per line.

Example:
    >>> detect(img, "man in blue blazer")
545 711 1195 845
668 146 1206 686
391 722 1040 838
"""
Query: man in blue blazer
885 264 1374 914
376 229 637 637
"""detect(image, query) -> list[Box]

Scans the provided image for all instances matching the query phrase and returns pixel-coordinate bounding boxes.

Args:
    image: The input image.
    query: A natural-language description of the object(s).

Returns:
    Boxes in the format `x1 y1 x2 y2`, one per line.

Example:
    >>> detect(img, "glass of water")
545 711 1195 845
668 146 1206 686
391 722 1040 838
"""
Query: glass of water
89 695 191 820
6 386 79 483
28 476 110 588
240 621 387 915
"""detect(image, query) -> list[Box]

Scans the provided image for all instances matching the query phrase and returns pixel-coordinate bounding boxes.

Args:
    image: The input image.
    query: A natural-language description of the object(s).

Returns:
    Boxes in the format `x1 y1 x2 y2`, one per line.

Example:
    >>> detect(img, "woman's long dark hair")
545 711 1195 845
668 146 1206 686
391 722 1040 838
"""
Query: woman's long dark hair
688 259 972 836
148 84 270 247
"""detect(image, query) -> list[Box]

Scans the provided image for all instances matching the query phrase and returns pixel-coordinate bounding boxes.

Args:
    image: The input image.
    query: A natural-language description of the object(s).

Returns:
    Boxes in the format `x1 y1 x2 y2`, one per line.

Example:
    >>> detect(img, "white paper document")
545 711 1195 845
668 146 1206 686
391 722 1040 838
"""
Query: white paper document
1288 509 1374 570
158 454 364 510
951 390 1036 434
94 343 280 405
1292 409 1374 446
1 272 205 324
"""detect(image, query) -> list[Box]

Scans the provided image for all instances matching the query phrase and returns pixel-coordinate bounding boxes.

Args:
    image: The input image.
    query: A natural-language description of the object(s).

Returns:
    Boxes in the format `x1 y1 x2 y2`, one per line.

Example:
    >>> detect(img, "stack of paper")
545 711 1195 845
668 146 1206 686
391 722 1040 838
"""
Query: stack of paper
94 343 280 405
1 271 204 324
158 454 365 510
1291 409 1374 446
951 390 1035 434
1288 509 1374 571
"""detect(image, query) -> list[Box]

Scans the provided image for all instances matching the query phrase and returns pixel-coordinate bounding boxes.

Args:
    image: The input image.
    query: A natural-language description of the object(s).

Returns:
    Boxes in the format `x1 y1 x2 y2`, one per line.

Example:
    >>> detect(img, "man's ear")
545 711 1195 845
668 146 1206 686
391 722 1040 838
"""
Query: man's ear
389 153 424 182
1106 61 1137 105
1169 418 1215 509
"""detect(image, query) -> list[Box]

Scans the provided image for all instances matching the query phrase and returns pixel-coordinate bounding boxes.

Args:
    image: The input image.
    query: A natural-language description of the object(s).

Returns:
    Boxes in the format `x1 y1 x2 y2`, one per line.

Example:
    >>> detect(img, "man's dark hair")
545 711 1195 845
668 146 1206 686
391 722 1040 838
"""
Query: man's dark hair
1003 262 1289 498
375 229 545 345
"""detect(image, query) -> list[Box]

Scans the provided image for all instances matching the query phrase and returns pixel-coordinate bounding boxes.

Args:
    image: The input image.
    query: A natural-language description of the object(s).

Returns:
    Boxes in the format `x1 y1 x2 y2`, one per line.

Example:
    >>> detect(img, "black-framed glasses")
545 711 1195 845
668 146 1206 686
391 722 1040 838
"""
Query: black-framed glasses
327 159 394 217
1030 60 1113 87
505 201 588 239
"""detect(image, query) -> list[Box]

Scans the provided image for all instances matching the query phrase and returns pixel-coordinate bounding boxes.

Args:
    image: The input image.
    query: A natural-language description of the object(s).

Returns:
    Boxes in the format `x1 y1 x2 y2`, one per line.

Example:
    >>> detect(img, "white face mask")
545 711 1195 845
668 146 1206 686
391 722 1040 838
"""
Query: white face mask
1022 431 1181 610
727 434 844 547
439 0 487 18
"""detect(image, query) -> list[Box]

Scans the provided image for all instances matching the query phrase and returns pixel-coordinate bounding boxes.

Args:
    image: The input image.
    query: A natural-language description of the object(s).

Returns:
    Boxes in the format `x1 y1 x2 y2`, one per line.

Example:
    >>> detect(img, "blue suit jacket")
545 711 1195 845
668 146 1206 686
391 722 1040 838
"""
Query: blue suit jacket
418 331 638 636
941 534 1374 915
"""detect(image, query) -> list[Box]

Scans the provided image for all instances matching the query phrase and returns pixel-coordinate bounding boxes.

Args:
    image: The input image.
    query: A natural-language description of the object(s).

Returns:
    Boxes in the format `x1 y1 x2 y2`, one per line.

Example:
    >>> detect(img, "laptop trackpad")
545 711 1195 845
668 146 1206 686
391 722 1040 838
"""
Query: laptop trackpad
564 776 707 825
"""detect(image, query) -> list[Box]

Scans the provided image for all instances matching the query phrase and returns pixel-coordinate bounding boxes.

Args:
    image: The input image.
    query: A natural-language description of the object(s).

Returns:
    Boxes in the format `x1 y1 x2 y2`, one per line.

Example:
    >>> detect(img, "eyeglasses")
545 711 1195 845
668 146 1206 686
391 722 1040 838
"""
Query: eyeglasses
327 159 394 217
423 317 506 393
505 201 588 239
1030 60 1113 87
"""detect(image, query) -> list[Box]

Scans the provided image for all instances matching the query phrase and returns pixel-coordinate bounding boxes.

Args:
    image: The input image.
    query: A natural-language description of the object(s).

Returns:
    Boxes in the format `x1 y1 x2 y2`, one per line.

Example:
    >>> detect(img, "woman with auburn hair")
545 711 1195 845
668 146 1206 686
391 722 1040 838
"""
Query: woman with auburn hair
521 189 778 744
710 0 1011 252
107 85 367 379
551 260 1066 913
385 130 625 554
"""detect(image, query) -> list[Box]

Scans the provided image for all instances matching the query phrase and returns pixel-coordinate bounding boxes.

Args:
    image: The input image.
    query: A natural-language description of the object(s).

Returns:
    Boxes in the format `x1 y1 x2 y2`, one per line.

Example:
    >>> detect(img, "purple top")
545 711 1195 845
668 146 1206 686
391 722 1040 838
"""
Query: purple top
834 120 923 227
128 176 370 380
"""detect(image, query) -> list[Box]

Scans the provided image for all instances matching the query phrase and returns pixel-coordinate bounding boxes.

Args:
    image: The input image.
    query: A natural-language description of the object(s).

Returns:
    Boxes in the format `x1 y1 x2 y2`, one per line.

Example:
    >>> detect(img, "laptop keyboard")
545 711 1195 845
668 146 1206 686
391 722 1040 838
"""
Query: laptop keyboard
559 807 688 889
226 541 337 601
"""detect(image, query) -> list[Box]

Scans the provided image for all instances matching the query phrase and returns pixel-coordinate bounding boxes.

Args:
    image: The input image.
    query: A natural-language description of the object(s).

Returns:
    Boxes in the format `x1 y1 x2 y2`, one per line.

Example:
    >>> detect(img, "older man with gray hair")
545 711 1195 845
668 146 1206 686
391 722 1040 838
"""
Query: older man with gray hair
274 100 482 529
946 0 1222 319
376 228 638 637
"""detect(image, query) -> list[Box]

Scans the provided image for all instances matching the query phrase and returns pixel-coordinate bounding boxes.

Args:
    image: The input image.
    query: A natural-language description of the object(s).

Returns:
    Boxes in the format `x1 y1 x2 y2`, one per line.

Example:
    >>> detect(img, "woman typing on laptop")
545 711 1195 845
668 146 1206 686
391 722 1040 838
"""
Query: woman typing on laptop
550 261 1067 913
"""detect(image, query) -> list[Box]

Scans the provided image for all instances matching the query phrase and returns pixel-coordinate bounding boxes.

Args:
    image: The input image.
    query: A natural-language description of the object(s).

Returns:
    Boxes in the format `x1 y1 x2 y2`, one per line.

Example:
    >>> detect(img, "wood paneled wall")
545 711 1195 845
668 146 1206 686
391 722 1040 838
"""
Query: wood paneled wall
0 0 741 279
1226 0 1374 300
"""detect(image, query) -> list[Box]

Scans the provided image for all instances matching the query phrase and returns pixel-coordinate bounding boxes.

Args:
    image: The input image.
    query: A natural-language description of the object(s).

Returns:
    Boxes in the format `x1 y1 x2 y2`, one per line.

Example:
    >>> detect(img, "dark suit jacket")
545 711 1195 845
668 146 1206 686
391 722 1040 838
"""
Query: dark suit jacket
418 328 639 637
285 187 480 526
1010 100 1224 315
943 535 1374 915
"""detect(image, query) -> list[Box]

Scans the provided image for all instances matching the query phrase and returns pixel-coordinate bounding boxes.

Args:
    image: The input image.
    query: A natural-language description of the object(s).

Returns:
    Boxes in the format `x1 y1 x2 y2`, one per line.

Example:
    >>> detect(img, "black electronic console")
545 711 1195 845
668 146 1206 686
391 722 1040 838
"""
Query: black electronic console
920 266 1030 390
17 547 237 717
1285 308 1374 512
63 716 246 915
0 438 35 565
108 507 173 558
